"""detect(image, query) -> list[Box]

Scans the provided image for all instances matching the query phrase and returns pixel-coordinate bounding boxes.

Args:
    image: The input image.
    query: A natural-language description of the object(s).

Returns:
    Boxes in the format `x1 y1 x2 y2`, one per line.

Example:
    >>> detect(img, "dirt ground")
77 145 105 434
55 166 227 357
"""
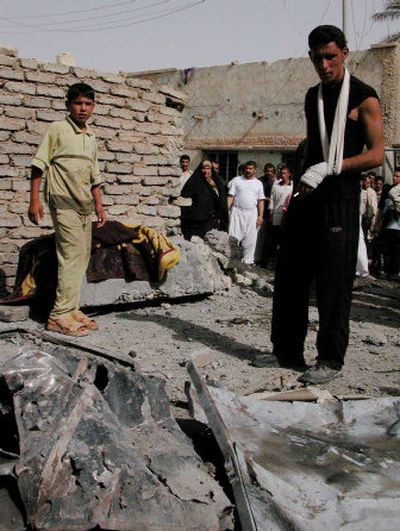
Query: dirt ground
1 269 399 412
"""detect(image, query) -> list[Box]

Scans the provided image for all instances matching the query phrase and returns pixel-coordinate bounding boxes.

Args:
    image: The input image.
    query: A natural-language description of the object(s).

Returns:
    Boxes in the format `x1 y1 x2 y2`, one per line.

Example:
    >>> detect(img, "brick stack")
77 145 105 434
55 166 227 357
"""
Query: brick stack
0 46 186 295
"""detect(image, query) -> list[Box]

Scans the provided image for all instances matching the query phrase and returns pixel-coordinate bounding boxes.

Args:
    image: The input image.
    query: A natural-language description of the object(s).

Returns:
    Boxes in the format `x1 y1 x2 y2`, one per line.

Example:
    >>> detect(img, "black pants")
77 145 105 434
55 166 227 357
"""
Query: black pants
271 188 359 368
382 228 400 276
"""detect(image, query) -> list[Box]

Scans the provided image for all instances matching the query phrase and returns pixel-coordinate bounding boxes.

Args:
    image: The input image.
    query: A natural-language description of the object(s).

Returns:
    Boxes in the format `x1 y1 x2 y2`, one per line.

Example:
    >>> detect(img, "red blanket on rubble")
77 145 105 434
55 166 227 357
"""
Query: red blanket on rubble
0 221 180 304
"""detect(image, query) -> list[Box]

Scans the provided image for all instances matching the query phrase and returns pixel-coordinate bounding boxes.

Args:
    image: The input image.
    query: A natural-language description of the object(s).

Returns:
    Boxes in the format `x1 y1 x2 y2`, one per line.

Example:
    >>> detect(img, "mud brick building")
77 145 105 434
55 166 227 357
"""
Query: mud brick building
0 46 186 295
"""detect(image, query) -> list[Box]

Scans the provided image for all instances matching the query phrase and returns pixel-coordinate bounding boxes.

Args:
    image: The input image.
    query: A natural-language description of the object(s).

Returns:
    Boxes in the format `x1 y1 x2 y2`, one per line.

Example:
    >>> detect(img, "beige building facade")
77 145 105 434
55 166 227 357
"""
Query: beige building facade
136 39 400 180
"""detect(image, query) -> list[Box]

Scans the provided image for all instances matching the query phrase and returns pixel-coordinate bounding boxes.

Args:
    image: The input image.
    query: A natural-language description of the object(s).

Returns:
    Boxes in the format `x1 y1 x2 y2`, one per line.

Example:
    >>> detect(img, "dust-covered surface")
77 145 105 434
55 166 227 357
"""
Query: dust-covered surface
2 271 399 407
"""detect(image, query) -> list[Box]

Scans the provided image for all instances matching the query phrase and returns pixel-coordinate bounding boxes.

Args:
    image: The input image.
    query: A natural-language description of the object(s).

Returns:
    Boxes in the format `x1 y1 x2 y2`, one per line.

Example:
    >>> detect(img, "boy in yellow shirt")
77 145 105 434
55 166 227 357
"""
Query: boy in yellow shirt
28 83 106 336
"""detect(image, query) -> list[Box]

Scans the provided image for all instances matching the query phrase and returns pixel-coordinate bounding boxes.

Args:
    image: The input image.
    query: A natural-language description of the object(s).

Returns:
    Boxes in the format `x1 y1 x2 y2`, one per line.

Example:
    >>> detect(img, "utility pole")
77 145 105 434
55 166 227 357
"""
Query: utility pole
342 0 347 36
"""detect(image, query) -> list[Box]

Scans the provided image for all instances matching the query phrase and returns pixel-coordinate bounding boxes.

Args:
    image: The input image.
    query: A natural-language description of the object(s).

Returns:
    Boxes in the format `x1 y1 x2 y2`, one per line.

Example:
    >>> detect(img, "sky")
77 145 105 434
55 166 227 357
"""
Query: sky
0 0 399 73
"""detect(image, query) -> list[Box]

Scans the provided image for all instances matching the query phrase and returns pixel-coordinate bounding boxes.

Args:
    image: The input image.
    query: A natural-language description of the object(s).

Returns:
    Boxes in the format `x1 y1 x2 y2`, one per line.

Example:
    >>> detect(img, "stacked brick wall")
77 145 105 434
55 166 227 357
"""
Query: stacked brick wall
0 46 187 295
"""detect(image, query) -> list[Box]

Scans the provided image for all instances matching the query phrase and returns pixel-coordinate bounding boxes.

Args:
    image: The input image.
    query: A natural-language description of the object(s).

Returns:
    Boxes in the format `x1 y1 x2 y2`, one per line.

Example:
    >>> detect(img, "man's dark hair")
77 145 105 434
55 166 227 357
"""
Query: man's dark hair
308 25 347 50
375 175 384 182
264 163 276 172
367 170 377 178
180 154 190 163
245 160 257 168
67 83 95 102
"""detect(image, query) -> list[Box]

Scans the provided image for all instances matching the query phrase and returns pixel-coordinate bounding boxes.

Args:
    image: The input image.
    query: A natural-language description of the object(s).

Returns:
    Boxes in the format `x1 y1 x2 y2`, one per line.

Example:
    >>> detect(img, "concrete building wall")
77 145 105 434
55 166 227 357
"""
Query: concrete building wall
136 41 400 174
0 46 186 295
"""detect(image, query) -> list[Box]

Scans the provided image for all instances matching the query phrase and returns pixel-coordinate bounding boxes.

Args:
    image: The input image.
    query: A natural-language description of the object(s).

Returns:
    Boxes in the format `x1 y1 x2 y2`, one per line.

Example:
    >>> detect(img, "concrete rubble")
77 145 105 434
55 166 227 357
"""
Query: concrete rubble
0 331 233 530
188 354 400 530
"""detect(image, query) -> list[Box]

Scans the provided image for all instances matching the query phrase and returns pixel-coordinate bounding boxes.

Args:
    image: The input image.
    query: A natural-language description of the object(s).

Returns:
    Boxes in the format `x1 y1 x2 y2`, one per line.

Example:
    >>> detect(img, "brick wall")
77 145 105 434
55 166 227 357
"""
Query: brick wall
0 46 187 295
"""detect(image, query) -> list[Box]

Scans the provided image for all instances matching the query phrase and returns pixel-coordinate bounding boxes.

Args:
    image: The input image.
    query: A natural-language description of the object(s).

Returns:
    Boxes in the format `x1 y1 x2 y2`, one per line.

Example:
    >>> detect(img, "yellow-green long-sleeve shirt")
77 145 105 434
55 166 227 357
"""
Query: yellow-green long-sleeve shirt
32 115 101 214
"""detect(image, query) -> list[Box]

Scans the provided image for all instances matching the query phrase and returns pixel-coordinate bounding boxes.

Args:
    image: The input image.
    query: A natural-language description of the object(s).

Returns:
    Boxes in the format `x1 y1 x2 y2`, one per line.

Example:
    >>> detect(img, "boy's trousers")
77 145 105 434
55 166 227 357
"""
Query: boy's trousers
49 208 92 318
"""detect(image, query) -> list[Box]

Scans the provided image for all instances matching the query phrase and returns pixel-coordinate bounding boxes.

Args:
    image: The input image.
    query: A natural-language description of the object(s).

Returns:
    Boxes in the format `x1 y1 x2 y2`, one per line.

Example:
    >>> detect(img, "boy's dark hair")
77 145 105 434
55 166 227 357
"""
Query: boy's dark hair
180 154 190 162
245 160 257 168
308 25 347 50
67 83 95 103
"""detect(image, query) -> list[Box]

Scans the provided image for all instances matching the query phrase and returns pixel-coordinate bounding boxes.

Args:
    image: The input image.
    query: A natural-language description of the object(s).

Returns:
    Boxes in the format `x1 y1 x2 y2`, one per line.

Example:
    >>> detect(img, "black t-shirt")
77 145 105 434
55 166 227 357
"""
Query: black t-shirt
303 75 379 201
305 75 379 167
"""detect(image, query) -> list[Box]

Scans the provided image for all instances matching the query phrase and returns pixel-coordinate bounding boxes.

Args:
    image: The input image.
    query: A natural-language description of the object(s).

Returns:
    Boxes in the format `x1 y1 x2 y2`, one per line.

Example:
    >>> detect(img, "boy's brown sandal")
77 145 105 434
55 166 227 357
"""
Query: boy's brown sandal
47 314 88 337
71 309 98 330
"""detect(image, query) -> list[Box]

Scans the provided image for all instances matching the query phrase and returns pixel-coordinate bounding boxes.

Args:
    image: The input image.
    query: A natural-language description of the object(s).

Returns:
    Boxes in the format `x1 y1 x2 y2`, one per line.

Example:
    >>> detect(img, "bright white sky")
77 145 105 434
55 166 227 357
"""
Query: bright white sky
0 0 398 73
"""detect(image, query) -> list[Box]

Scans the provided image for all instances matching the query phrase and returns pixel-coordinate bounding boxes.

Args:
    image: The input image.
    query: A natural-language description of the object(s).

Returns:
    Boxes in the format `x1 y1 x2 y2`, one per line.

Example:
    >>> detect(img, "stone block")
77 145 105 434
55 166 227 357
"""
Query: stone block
89 80 110 93
133 164 156 176
135 122 161 134
98 151 115 161
93 117 121 129
0 55 17 67
12 132 41 145
5 107 35 119
0 305 29 322
173 197 192 207
112 194 139 205
0 166 19 177
80 236 226 307
107 205 128 215
91 126 117 139
27 121 48 134
0 131 11 141
4 81 36 95
116 153 141 164
105 141 133 153
20 58 39 69
142 91 166 105
118 131 144 143
159 124 179 135
0 94 23 106
158 166 181 176
106 163 132 174
0 46 17 56
101 73 125 84
111 86 138 98
158 84 187 102
109 107 135 119
0 155 9 164
9 226 44 238
134 143 159 155
126 77 152 90
24 96 52 108
96 94 124 107
12 178 30 191
104 184 132 195
0 68 24 81
157 205 181 218
143 195 159 205
51 99 67 110
141 155 169 165
36 110 64 122
25 71 56 84
36 85 64 98
136 204 157 216
72 66 98 78
10 155 32 167
42 63 70 74
93 104 110 116
141 176 166 186
2 117 25 131
0 214 21 227
127 100 151 112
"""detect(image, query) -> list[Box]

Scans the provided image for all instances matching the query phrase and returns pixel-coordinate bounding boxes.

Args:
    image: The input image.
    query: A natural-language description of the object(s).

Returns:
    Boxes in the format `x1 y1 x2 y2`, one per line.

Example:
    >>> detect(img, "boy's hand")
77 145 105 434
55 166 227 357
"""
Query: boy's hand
95 205 106 228
28 201 44 225
256 215 263 227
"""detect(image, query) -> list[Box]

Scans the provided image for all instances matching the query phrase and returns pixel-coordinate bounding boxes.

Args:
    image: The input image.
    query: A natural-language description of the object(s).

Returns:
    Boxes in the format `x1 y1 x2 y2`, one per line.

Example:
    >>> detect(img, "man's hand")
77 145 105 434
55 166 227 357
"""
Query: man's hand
300 162 330 189
95 205 106 228
256 215 263 227
28 201 44 225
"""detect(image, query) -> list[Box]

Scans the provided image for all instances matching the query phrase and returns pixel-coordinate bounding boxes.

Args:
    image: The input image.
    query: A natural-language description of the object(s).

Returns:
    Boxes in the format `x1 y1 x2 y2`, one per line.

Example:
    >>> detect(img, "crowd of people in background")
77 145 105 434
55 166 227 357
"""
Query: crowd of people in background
179 153 400 281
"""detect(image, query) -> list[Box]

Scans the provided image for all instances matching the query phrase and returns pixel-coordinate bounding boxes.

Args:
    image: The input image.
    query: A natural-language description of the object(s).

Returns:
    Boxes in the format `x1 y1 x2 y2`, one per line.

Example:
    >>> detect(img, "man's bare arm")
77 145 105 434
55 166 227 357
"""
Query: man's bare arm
28 166 44 225
256 199 265 226
341 97 384 173
227 194 234 210
91 184 106 228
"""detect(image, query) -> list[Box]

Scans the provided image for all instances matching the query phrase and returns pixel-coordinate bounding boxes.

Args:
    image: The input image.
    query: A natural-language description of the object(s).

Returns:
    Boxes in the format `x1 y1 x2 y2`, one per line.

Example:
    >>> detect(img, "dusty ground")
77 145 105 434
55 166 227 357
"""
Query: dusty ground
3 269 398 411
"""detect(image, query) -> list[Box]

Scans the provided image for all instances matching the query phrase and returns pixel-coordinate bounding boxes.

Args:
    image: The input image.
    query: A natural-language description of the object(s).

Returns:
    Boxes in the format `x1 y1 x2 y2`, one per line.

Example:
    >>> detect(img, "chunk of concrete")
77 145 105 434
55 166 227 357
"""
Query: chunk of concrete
80 236 231 307
0 344 233 530
0 305 29 322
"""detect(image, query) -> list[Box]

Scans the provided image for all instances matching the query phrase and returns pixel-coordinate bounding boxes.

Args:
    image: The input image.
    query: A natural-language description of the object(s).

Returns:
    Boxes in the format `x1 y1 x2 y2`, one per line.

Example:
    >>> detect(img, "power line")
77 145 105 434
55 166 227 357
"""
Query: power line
0 0 171 29
0 0 205 33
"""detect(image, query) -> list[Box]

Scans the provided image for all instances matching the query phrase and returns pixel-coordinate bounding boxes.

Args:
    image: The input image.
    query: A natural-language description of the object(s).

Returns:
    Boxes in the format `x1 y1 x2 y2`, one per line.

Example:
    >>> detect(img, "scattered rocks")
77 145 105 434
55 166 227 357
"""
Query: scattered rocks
0 304 29 322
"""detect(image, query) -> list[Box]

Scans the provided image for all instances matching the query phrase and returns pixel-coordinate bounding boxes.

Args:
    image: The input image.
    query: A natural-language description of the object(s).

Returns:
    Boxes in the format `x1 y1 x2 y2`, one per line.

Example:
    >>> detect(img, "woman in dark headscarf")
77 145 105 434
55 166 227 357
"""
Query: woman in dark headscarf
180 159 228 240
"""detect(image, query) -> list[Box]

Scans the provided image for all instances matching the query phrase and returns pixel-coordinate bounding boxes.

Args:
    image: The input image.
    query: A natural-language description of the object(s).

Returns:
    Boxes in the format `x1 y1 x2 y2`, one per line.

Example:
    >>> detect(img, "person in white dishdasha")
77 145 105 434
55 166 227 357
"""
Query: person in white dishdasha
228 161 265 264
